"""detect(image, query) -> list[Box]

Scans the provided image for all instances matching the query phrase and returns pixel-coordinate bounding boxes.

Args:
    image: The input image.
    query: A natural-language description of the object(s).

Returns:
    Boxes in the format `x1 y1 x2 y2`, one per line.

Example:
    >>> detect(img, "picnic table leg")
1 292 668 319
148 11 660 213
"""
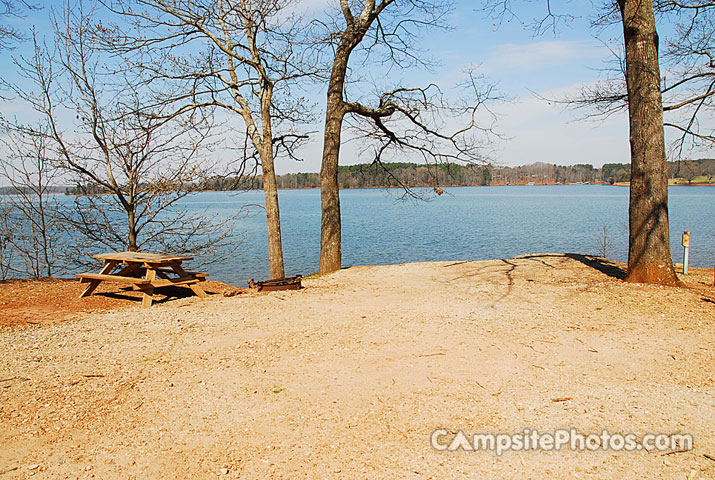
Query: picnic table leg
115 262 142 277
188 283 209 298
80 260 118 298
141 268 157 308
172 263 208 298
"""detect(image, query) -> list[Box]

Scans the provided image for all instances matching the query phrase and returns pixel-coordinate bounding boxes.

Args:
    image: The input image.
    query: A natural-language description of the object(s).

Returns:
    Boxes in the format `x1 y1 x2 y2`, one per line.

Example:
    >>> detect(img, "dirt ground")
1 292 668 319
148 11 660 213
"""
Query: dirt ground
1 254 714 479
0 278 246 328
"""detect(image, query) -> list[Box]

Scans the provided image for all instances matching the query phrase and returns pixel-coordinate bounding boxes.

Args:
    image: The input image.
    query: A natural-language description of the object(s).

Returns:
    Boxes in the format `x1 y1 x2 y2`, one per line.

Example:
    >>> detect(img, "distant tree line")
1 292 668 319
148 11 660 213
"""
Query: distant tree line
0 185 66 195
14 158 710 198
190 159 715 191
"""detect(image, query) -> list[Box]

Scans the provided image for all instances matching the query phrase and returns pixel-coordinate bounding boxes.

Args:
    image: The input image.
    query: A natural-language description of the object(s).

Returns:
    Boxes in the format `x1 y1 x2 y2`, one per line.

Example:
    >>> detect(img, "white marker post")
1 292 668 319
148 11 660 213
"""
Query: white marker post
682 232 690 275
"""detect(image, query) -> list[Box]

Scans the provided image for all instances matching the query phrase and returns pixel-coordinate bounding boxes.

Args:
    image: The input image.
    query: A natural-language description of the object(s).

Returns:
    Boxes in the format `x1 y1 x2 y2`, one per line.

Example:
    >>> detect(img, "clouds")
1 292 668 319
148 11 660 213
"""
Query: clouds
487 82 630 168
481 40 609 74
440 38 631 168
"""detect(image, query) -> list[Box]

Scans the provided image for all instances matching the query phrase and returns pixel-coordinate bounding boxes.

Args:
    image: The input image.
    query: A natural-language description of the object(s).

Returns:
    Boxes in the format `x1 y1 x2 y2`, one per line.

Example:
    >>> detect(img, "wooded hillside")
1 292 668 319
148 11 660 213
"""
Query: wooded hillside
191 159 715 191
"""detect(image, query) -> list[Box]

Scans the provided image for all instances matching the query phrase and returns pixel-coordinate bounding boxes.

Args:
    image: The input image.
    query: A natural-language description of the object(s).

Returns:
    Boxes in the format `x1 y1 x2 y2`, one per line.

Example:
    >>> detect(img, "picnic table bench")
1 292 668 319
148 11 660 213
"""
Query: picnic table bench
76 251 209 308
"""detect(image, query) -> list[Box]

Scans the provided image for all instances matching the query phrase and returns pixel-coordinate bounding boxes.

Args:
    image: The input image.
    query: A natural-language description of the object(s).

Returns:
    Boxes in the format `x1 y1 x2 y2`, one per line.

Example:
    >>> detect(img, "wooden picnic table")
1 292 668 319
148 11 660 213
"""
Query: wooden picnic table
76 252 209 308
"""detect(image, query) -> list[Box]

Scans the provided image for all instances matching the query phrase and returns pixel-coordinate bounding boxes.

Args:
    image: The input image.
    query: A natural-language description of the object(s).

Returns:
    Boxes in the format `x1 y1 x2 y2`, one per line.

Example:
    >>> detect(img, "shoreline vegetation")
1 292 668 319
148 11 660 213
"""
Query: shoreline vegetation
2 160 712 195
194 181 715 193
191 159 715 191
4 180 713 196
52 159 714 195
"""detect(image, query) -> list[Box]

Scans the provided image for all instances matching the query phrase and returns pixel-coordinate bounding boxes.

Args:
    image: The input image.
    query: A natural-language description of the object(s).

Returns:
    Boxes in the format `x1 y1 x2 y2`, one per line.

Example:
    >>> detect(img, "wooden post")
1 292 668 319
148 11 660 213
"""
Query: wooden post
682 232 690 275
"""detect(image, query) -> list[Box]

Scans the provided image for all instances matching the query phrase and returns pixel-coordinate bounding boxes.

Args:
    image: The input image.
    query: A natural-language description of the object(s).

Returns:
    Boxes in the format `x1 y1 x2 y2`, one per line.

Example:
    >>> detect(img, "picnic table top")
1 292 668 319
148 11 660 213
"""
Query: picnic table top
93 251 194 264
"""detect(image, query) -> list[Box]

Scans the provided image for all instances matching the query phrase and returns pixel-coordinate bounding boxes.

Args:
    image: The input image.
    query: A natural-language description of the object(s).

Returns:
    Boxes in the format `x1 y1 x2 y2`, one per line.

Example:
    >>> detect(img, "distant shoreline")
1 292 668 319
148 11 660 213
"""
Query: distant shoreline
243 182 715 191
188 182 715 193
5 181 713 196
613 181 715 187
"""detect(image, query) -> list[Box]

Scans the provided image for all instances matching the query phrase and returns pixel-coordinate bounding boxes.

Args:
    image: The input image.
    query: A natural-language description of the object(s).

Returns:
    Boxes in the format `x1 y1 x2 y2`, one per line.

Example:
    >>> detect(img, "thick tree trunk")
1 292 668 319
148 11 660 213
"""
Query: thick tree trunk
619 0 679 286
317 4 383 275
319 39 353 276
261 149 286 279
319 97 345 275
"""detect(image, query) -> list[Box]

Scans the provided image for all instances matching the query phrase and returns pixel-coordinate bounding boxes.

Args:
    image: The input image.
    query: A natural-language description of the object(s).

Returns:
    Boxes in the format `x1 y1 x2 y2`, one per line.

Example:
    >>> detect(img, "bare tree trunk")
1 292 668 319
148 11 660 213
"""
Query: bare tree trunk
319 44 351 275
37 194 51 277
319 99 345 275
258 80 286 280
262 148 286 279
128 209 138 252
619 0 679 285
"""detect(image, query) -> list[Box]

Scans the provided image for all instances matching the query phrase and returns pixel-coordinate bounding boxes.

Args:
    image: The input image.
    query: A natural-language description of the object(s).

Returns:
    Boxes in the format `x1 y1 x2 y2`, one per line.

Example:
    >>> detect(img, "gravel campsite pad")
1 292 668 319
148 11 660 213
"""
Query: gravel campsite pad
1 254 714 479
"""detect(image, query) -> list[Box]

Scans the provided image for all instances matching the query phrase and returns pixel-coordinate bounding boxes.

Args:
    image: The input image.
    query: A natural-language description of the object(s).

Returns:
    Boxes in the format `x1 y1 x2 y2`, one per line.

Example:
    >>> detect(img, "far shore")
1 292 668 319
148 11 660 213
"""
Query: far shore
199 181 715 192
8 180 713 196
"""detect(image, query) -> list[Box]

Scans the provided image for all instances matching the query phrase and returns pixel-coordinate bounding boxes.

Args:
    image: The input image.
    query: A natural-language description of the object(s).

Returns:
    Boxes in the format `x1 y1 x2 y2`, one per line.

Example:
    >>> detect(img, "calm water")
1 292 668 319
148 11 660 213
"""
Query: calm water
176 185 714 285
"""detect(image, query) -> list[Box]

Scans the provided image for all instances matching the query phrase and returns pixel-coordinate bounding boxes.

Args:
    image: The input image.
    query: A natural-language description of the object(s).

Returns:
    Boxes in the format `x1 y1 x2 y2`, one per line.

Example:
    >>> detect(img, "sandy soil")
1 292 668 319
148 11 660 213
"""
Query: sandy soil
1 254 714 479
0 278 246 328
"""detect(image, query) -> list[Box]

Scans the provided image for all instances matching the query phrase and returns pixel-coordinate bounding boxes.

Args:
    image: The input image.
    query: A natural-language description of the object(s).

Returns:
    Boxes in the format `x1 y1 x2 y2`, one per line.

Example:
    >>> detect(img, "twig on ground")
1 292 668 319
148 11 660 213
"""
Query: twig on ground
520 342 544 353
661 449 690 456
0 376 29 383
551 397 573 402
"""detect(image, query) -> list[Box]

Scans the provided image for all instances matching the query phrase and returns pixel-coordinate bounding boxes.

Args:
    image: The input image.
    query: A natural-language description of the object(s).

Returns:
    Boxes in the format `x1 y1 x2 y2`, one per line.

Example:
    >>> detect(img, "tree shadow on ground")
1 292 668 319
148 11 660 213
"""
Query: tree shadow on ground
441 253 628 286
488 258 517 308
516 254 558 269
514 253 627 281
564 253 627 280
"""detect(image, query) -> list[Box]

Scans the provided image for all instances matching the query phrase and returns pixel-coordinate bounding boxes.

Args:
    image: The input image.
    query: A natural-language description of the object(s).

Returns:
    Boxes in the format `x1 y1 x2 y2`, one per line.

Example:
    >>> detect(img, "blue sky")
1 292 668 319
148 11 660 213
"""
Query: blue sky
1 0 712 175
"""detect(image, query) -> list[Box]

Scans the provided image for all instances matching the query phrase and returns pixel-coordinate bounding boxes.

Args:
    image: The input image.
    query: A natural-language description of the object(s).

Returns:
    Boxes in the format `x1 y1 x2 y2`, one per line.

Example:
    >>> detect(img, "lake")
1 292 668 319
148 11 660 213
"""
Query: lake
177 185 714 285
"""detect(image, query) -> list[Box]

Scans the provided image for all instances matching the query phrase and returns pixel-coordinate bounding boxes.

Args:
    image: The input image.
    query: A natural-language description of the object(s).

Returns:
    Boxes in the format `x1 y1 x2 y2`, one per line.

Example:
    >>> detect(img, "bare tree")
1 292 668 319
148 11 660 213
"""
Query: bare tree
2 2 57 279
98 0 315 279
563 0 715 284
5 8 238 267
0 125 64 278
0 0 39 50
486 0 683 285
595 224 614 258
616 0 680 284
314 0 498 275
